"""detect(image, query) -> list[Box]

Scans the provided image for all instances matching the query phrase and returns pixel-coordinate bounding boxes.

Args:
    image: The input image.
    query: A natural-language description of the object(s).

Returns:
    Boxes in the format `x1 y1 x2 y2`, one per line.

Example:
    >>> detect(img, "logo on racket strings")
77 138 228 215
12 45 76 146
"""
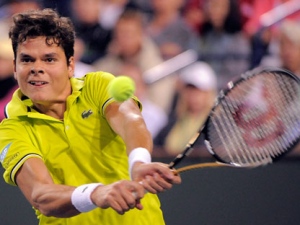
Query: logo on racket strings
233 85 283 148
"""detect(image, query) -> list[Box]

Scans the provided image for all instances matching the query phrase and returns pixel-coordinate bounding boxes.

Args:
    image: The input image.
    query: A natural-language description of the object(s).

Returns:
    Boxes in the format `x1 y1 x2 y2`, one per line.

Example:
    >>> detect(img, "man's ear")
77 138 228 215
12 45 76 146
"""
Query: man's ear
13 59 17 80
68 56 75 78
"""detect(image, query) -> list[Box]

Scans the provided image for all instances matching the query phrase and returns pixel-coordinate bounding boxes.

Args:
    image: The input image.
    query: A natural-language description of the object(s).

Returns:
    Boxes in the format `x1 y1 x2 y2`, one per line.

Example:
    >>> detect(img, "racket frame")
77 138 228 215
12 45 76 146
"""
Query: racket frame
169 67 300 170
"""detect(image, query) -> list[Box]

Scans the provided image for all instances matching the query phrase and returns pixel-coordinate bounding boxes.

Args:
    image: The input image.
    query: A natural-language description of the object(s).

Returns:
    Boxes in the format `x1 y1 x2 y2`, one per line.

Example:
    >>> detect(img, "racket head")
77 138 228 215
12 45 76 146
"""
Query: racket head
203 67 300 167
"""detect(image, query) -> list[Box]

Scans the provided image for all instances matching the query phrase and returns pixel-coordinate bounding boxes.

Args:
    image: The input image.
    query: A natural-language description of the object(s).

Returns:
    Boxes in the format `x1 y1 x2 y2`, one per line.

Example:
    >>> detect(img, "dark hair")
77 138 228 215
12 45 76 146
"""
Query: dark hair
202 0 243 35
9 8 75 64
117 8 146 28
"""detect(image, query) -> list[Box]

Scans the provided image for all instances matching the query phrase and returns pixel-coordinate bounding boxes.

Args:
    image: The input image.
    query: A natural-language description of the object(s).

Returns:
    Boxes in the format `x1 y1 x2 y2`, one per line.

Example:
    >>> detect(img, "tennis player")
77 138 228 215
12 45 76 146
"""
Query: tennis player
0 8 181 224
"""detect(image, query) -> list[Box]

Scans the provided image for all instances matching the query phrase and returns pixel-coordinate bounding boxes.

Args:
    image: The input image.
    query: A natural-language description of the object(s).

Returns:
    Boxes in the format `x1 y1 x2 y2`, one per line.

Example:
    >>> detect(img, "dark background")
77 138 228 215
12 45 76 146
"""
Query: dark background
1 157 300 225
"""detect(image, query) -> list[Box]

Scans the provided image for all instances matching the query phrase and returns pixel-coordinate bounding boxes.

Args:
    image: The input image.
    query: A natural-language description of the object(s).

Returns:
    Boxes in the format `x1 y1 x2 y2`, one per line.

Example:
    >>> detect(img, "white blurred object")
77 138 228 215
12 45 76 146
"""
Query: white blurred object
99 3 124 30
245 79 268 112
260 0 300 28
179 61 217 91
74 62 95 78
143 49 198 84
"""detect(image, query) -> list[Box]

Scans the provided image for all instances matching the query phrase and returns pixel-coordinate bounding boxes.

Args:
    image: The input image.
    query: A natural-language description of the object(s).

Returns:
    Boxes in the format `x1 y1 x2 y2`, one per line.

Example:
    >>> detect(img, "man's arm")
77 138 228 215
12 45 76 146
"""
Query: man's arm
15 157 145 217
105 100 181 193
15 157 78 217
105 99 153 152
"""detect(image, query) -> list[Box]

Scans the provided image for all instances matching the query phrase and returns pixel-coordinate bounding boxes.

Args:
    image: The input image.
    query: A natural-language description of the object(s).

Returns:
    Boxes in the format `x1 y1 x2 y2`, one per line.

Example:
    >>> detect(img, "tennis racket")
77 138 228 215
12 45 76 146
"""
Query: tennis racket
168 67 300 173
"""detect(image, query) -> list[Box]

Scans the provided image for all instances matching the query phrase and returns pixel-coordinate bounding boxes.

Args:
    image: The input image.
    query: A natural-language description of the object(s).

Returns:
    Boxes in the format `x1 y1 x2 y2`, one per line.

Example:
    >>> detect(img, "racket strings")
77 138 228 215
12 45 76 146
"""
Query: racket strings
261 74 294 156
216 76 272 165
219 93 271 166
211 106 245 164
214 101 263 166
225 92 268 165
207 72 300 166
248 73 299 156
225 81 271 164
245 73 299 159
254 74 284 158
274 74 300 149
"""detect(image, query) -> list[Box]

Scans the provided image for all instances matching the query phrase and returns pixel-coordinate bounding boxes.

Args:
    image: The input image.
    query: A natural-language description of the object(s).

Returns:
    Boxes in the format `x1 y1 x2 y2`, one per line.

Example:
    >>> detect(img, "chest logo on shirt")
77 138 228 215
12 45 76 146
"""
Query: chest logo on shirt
81 109 93 119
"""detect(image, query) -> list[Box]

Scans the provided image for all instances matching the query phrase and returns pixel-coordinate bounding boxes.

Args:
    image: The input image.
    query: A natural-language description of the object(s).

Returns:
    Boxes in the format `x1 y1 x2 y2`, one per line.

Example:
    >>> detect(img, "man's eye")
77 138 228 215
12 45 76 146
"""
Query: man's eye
21 58 32 63
46 58 55 62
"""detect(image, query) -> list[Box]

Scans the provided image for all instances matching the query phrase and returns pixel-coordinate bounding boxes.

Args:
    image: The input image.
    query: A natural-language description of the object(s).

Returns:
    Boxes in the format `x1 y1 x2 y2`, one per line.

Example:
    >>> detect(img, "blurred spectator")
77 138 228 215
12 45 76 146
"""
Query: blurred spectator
154 61 217 156
42 0 72 17
117 63 168 139
198 0 251 90
145 0 199 60
93 9 176 113
70 0 112 64
0 13 9 40
182 0 256 35
5 0 41 15
0 0 41 20
0 0 40 121
260 20 300 77
73 38 95 77
0 0 6 7
99 0 139 30
93 9 160 73
131 0 153 15
0 1 11 18
243 0 300 38
244 0 300 68
182 0 205 33
0 0 41 45
238 0 255 28
0 38 18 121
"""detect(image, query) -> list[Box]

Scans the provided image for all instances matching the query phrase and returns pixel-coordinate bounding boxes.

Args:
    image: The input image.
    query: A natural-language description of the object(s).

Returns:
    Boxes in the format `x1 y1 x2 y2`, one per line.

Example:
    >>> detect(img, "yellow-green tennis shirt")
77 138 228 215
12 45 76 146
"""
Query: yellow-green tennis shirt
0 72 165 225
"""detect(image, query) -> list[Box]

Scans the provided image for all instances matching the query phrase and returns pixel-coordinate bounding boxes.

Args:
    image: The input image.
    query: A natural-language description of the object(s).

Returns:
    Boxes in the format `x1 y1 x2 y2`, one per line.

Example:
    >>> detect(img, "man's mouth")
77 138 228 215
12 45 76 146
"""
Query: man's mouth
29 81 48 86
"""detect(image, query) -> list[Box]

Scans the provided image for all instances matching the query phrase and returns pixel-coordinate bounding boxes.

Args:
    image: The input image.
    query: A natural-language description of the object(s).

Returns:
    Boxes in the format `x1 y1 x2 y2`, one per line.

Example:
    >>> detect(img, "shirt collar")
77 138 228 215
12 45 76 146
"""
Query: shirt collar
5 77 85 119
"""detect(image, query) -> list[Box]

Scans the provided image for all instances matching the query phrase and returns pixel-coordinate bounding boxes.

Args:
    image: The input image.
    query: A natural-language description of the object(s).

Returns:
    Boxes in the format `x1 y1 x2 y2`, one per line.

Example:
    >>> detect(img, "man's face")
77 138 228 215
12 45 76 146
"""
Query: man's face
14 36 74 105
114 19 143 57
279 35 300 73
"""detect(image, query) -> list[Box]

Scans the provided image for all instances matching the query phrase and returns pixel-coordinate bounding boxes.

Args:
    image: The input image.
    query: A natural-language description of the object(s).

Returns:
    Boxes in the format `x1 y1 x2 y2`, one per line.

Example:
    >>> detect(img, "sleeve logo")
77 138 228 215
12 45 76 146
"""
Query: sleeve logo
0 143 12 163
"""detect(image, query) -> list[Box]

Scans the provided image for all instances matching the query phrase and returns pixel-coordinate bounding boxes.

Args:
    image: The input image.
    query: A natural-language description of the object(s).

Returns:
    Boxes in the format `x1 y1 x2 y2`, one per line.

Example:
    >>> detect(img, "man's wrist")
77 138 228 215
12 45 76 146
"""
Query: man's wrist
128 147 151 179
71 183 103 213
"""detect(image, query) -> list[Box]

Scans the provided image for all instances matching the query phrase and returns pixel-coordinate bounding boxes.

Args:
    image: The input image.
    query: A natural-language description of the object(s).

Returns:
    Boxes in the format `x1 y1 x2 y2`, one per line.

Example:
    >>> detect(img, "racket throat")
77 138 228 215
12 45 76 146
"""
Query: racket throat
169 145 195 169
204 140 215 155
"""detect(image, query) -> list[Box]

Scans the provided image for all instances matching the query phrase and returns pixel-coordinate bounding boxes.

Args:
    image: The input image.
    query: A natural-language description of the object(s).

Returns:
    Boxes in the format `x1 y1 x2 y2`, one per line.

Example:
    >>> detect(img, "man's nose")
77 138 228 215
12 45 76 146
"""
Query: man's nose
30 62 44 74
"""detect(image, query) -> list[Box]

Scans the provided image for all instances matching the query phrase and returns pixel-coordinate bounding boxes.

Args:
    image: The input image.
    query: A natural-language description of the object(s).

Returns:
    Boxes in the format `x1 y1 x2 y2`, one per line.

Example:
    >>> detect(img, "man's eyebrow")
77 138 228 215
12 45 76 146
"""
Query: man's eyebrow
19 53 32 58
19 52 59 58
44 52 59 57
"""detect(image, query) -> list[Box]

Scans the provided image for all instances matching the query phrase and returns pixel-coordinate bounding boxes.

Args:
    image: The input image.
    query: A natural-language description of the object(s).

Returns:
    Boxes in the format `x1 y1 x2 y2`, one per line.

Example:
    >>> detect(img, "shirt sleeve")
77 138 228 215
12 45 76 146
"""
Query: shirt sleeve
83 72 142 116
0 119 43 186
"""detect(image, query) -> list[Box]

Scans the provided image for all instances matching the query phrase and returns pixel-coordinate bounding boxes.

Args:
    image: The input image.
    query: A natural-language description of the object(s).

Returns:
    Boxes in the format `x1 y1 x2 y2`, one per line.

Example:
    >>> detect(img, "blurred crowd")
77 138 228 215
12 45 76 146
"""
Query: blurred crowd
1 0 300 157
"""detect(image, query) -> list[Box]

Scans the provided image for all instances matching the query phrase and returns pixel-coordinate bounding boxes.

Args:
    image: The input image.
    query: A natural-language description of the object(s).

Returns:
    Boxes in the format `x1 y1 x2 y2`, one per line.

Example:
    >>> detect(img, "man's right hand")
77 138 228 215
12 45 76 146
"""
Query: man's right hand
90 180 145 215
